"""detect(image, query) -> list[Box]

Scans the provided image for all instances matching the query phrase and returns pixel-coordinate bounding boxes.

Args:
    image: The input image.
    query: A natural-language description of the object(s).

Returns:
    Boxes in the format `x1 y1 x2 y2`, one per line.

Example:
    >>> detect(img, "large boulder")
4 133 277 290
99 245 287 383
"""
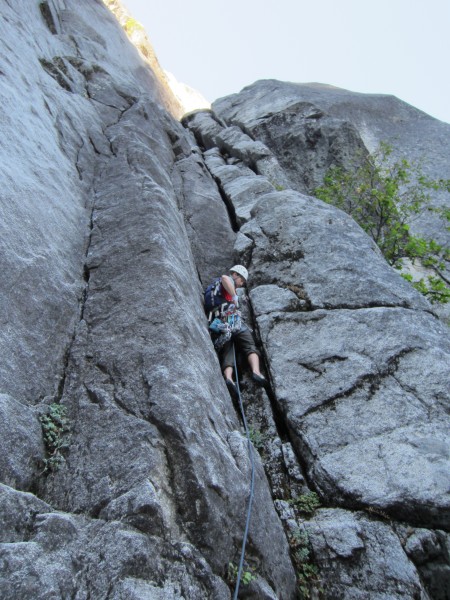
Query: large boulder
303 508 428 599
245 191 431 310
0 485 229 600
247 192 450 529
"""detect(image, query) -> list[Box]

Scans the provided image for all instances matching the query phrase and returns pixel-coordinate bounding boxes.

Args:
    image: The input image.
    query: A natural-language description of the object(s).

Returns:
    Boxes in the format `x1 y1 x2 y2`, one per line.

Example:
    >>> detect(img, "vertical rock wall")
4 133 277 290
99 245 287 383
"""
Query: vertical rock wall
1 2 449 599
183 105 450 599
0 2 296 598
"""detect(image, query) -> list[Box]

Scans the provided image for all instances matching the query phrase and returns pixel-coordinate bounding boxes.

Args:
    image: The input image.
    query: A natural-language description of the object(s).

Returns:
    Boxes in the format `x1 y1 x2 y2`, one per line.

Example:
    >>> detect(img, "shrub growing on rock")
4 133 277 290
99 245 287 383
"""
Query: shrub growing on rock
315 142 450 303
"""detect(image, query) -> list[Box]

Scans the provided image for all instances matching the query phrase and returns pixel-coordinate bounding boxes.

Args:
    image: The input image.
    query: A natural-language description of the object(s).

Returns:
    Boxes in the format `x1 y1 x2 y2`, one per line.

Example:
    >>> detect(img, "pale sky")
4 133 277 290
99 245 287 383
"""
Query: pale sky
122 0 450 124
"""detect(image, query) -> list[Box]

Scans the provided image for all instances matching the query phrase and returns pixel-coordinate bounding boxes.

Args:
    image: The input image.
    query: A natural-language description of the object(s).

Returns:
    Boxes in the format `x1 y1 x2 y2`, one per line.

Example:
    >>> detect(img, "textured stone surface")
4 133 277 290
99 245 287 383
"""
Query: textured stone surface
222 96 366 194
303 509 429 599
246 191 431 310
2 1 450 598
185 91 450 597
0 2 296 598
0 485 229 600
0 395 44 491
256 306 450 527
0 0 182 406
243 192 449 529
400 526 450 599
172 138 236 285
185 110 290 190
214 80 450 246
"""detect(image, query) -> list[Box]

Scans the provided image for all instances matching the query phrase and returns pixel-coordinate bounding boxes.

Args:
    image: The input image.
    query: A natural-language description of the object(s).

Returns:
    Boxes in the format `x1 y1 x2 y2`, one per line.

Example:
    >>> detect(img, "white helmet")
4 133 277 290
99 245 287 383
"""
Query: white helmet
230 265 249 281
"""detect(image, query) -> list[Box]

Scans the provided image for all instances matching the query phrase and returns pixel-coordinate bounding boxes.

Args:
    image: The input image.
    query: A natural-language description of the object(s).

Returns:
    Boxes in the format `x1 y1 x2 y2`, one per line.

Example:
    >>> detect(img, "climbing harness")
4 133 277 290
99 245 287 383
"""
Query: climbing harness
209 304 242 350
231 343 256 600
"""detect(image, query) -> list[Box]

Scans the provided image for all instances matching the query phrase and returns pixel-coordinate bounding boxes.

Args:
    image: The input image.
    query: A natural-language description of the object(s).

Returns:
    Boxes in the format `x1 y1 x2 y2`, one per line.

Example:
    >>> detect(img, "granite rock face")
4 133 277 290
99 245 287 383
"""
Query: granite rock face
186 93 450 596
0 396 44 491
1 2 450 599
213 80 450 325
303 509 430 599
0 1 295 598
0 485 230 600
214 79 450 247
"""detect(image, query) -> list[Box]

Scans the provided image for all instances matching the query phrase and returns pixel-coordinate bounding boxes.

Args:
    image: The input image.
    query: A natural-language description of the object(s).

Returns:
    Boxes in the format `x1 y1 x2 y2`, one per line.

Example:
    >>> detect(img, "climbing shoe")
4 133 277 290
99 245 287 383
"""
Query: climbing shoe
225 379 238 397
252 373 267 387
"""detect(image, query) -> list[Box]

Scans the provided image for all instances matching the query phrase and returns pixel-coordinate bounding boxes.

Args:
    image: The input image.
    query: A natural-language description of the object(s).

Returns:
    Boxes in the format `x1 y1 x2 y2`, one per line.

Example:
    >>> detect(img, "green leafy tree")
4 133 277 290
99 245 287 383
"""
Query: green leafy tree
315 142 450 303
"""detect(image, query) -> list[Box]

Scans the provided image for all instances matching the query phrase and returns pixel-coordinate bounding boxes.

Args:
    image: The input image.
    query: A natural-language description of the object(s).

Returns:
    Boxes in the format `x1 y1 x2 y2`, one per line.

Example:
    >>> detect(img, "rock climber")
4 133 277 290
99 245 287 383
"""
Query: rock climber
204 265 267 394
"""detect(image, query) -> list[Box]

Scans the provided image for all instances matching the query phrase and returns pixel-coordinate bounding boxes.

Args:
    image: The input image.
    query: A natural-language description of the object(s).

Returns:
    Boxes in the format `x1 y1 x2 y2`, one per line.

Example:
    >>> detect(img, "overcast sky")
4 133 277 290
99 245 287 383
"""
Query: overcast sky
122 0 450 124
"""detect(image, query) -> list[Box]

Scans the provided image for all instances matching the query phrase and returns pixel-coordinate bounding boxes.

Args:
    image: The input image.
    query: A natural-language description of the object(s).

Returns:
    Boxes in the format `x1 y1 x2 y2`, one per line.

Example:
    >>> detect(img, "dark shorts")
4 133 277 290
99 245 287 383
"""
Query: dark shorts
219 328 260 371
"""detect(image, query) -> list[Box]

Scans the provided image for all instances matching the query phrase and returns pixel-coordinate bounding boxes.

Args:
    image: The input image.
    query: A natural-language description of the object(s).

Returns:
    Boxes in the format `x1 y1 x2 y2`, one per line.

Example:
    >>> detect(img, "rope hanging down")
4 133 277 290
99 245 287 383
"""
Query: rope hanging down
232 343 256 600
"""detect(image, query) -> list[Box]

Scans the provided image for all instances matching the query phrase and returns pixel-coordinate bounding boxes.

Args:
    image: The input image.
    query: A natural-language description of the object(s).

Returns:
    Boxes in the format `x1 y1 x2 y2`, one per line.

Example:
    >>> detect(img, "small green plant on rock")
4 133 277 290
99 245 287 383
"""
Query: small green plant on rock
227 561 256 586
289 491 321 516
39 403 69 473
288 528 322 599
248 427 269 451
297 562 321 599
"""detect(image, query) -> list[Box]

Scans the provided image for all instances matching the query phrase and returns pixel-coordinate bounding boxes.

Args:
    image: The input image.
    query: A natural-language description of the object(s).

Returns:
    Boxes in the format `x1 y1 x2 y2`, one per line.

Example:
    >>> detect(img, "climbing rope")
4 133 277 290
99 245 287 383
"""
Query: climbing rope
232 343 256 600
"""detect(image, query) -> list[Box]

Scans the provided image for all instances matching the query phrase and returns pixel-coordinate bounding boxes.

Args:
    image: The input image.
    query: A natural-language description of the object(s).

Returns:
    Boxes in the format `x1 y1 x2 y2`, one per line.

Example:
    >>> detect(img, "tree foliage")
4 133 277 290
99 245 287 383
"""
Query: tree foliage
315 142 450 303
